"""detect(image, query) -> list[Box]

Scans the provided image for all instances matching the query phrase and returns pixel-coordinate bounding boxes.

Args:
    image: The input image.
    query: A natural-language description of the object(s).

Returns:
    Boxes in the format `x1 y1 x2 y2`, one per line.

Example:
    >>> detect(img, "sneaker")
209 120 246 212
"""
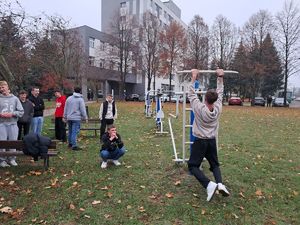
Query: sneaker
72 146 82 151
112 160 121 166
101 161 108 169
8 160 18 166
218 183 230 197
206 181 218 202
68 144 72 148
0 161 10 168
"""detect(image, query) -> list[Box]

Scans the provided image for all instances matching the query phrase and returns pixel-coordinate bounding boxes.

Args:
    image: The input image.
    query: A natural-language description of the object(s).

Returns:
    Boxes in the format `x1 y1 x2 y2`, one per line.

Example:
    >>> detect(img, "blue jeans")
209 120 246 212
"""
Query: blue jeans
31 116 44 135
100 147 125 162
68 120 81 147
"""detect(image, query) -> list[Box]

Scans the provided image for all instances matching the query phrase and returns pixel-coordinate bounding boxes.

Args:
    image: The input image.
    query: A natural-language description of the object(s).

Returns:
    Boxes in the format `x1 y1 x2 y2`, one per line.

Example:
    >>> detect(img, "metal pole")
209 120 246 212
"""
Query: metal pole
182 85 187 163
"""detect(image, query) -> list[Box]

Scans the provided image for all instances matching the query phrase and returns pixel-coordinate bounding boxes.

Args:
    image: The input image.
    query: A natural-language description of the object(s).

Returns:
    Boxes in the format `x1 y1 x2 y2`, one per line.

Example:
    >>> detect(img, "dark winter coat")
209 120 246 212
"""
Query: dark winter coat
101 132 124 151
23 133 51 161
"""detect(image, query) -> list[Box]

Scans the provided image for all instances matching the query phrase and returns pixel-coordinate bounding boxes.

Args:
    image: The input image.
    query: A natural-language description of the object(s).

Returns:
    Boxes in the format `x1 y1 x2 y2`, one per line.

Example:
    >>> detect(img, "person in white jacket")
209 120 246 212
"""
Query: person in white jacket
187 69 230 202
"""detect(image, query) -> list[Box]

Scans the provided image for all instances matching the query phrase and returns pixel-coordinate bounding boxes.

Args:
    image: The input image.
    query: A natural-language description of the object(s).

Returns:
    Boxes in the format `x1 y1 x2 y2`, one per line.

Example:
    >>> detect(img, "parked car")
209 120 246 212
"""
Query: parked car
125 94 140 101
228 97 243 106
272 97 289 107
289 97 300 108
251 97 266 106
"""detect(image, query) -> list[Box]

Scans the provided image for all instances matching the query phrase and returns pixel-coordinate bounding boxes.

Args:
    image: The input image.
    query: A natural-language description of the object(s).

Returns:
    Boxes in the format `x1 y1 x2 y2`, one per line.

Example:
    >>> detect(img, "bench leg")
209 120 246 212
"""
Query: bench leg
44 156 50 171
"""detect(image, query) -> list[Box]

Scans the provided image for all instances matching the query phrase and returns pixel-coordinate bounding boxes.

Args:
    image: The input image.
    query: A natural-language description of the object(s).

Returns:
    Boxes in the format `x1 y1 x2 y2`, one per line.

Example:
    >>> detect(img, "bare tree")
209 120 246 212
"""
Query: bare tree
242 10 274 50
275 0 300 105
140 12 161 91
31 15 86 91
187 15 209 69
109 11 138 99
210 15 238 69
160 21 187 100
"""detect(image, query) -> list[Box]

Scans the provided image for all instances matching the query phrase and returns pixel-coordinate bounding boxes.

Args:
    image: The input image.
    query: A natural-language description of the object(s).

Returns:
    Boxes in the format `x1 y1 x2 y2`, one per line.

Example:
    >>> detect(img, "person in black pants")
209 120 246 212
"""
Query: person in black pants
99 94 117 138
188 68 230 202
54 90 67 142
17 90 34 140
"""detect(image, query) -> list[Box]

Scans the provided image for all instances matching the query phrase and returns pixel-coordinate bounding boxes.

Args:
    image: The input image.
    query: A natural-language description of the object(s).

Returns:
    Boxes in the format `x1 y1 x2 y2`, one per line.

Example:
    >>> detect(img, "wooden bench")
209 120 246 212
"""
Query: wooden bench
49 118 101 137
0 140 58 170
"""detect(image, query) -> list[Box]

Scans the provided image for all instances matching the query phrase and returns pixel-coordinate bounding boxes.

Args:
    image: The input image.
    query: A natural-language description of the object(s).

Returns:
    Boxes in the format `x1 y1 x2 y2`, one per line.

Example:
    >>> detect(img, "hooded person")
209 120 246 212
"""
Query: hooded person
0 81 24 167
63 87 88 151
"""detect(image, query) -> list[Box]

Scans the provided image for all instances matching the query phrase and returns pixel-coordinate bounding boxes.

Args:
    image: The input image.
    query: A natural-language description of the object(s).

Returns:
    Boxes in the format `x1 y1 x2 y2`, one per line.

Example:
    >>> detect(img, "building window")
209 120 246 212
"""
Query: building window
89 56 95 66
100 41 105 51
89 37 95 48
100 59 105 68
120 2 126 8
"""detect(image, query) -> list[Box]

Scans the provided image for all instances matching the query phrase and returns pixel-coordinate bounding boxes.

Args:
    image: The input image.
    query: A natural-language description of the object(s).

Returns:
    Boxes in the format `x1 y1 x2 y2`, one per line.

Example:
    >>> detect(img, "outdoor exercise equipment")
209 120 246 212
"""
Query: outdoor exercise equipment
168 69 238 163
155 91 168 134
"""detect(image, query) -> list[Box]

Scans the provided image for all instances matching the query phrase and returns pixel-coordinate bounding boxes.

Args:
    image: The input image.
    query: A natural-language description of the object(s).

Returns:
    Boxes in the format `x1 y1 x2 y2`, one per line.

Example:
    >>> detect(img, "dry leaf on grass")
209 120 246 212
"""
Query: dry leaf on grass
69 203 75 210
91 200 101 205
174 180 181 186
0 206 13 214
165 192 174 198
138 206 146 212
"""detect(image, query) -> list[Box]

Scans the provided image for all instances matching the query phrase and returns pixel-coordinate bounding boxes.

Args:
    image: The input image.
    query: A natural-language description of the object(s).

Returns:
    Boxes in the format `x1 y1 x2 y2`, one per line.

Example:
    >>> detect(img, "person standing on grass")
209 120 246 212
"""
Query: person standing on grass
100 124 125 169
0 81 24 167
188 68 230 202
63 87 88 151
99 94 117 138
54 90 66 142
17 90 34 140
28 87 45 135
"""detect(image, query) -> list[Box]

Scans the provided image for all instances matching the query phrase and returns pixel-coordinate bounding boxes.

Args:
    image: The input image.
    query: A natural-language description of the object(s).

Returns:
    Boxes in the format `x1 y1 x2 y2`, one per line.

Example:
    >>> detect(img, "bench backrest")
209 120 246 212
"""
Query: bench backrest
0 140 57 150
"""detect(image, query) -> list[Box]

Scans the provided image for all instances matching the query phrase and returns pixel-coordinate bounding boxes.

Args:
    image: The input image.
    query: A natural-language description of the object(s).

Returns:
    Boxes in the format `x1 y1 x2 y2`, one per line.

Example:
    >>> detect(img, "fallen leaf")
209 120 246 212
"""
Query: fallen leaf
140 185 146 189
8 181 15 185
69 203 75 210
104 214 112 219
0 206 13 214
174 180 181 186
127 205 132 210
255 189 263 197
107 192 113 198
79 208 85 211
201 209 206 215
165 192 174 198
232 213 239 219
51 177 58 187
239 192 246 198
84 215 90 218
138 206 146 212
91 200 101 205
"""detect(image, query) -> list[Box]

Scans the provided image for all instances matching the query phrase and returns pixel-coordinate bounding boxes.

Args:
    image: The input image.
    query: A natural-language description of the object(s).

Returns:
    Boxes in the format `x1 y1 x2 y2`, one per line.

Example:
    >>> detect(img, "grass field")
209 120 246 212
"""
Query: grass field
0 102 299 225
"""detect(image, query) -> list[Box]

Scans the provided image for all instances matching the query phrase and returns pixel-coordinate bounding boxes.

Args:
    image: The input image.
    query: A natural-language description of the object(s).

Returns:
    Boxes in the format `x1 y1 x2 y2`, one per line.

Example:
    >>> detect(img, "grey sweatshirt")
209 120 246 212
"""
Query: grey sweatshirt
63 92 88 121
0 94 24 124
188 77 224 139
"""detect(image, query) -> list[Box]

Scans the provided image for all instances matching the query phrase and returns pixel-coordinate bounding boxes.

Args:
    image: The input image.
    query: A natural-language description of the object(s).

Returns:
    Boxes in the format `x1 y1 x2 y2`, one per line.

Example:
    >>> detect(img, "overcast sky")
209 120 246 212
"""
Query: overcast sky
19 0 300 87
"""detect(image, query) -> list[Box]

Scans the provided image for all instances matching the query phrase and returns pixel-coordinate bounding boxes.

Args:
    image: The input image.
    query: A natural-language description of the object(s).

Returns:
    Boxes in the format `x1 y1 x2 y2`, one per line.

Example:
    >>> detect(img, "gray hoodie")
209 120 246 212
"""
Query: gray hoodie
63 92 88 121
0 94 24 124
188 77 224 139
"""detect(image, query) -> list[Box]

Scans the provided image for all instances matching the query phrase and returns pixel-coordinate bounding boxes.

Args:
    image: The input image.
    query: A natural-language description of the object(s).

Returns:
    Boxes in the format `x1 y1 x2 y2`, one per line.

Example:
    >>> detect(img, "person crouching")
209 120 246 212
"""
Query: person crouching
100 124 125 169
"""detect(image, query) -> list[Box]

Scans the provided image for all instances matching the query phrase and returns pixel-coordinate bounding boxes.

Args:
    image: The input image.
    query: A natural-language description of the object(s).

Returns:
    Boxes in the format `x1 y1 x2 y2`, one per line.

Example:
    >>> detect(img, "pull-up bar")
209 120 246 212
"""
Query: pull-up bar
177 70 239 74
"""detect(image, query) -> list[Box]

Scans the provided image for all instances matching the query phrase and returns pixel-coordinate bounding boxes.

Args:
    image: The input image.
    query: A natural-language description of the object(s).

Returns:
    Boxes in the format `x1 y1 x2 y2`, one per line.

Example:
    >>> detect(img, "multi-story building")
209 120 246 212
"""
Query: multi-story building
101 0 187 95
71 25 144 99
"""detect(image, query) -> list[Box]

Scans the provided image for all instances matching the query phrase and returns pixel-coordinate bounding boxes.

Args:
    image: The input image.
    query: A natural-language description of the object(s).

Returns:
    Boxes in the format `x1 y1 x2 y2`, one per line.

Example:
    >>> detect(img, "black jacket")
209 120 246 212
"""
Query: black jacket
23 133 51 161
28 95 45 117
101 132 123 151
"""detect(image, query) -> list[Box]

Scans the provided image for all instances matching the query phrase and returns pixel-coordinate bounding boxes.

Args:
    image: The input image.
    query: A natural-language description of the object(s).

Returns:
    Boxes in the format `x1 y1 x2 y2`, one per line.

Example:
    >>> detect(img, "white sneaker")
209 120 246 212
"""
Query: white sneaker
8 160 18 166
112 160 121 166
101 161 108 169
0 161 10 168
206 181 218 202
218 183 230 196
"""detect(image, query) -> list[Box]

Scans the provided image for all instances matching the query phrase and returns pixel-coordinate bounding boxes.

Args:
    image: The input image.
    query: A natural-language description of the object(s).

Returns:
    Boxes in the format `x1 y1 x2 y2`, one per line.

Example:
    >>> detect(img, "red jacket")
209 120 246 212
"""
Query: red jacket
55 95 66 117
